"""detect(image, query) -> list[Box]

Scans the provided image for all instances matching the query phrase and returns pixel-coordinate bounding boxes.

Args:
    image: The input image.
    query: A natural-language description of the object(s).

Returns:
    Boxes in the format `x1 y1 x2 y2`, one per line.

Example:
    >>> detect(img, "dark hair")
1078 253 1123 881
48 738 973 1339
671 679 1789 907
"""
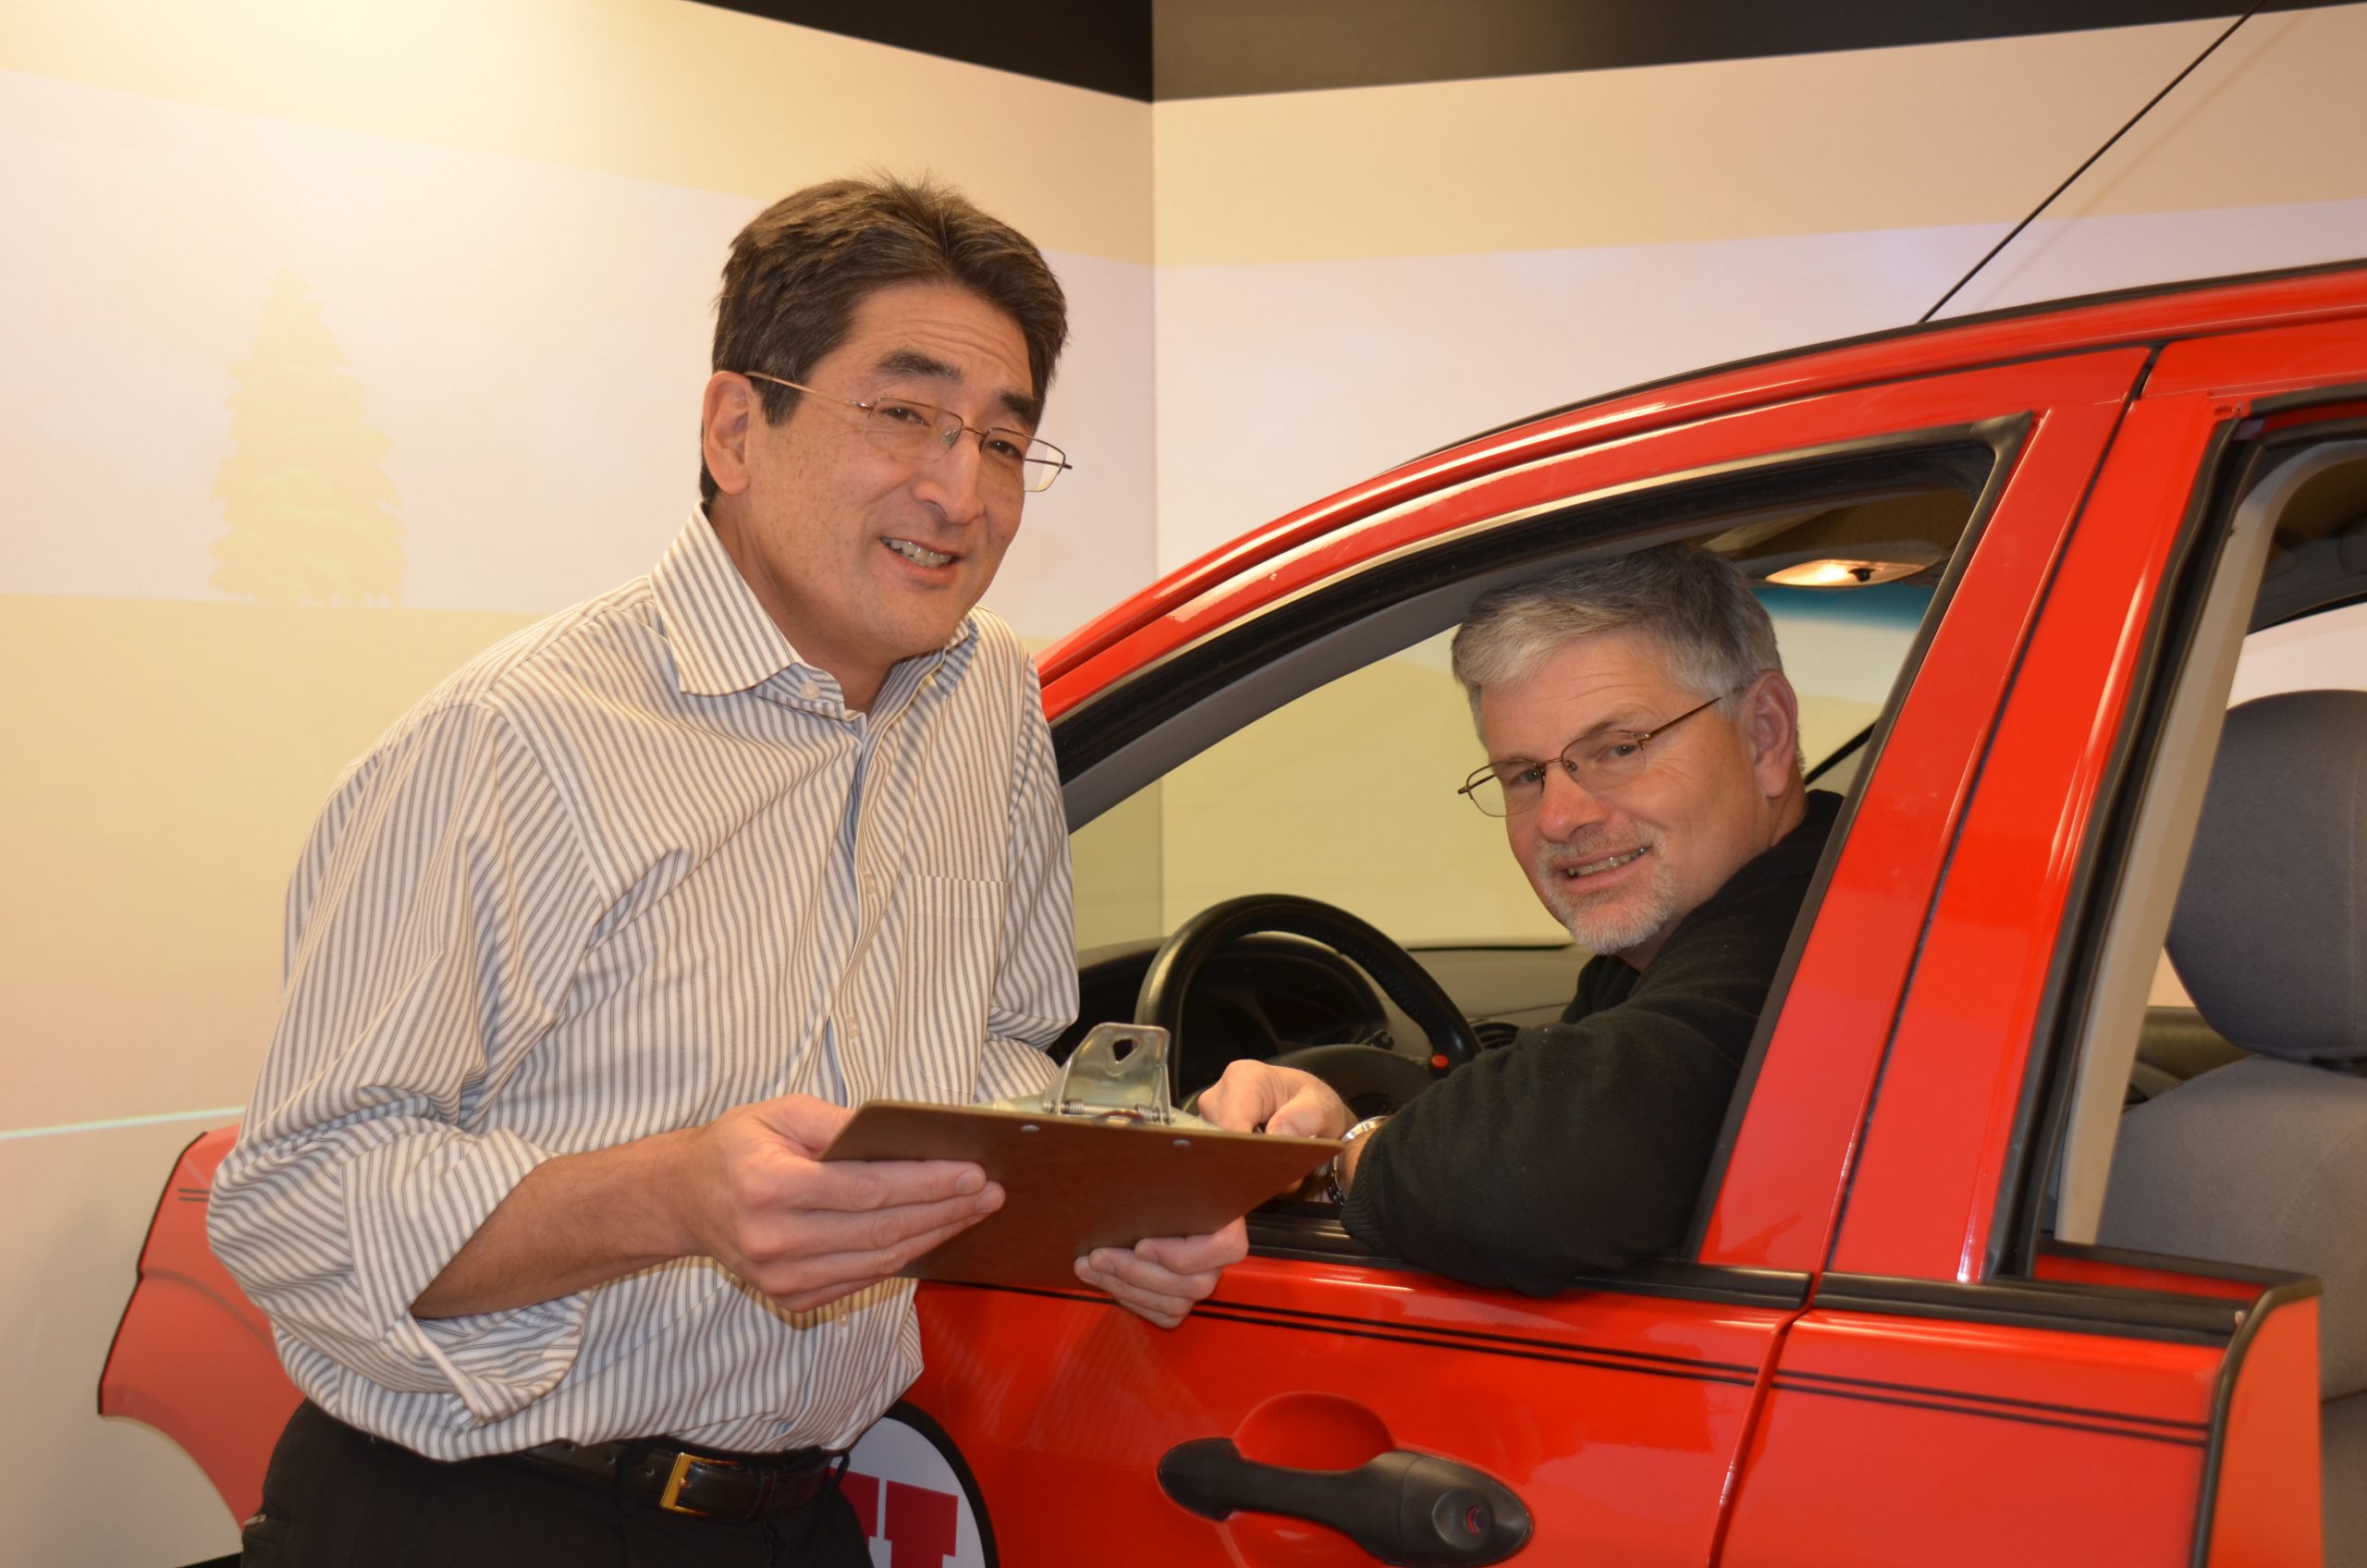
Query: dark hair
701 175 1070 504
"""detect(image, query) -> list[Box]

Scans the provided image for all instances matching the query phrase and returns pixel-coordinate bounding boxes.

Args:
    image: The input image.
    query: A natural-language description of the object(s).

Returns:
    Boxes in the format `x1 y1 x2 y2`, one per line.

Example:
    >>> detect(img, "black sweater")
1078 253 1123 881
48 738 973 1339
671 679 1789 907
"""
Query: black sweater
1339 790 1840 1294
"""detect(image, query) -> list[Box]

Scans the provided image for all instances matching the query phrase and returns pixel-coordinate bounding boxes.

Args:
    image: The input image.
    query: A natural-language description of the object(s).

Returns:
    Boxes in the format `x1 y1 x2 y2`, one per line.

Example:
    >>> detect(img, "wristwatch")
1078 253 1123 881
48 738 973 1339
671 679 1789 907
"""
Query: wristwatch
1323 1115 1391 1205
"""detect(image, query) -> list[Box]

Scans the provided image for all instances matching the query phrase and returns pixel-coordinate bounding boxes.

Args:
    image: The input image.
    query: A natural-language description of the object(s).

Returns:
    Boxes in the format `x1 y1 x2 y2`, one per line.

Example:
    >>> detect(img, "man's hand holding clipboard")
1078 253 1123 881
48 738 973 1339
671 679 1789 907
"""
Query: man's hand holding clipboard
819 1025 1338 1317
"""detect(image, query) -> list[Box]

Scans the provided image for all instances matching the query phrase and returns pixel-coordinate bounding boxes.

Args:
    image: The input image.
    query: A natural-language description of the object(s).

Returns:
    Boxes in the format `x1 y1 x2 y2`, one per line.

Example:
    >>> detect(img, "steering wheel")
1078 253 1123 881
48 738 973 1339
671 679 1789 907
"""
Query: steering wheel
1133 893 1485 1115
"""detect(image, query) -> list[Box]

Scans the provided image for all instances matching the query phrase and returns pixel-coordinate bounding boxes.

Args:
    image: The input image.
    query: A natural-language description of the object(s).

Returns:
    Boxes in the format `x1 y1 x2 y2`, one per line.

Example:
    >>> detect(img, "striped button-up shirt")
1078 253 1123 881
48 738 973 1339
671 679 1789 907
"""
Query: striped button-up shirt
209 510 1075 1458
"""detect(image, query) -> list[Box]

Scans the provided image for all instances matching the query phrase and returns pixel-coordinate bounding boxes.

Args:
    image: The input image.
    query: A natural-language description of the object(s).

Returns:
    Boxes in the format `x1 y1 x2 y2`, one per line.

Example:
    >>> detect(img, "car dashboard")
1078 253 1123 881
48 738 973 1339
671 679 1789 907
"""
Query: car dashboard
1054 935 1584 1096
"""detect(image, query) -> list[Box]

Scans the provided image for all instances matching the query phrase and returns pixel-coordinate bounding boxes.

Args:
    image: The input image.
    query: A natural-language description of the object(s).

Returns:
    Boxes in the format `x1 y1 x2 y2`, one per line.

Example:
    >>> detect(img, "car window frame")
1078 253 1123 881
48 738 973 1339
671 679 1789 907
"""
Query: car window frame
1057 432 2004 827
1050 422 2019 1285
2005 405 2367 1274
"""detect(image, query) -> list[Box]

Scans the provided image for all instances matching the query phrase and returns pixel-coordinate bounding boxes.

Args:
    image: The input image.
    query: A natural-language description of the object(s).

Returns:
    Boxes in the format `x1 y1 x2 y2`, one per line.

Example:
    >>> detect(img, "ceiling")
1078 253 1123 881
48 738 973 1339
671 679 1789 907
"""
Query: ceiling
699 0 2336 101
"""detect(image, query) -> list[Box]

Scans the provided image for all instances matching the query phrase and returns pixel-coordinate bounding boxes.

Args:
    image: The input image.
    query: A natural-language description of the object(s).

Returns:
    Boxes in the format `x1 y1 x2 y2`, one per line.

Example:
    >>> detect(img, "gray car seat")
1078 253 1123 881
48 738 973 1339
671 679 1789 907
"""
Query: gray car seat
2097 689 2367 1563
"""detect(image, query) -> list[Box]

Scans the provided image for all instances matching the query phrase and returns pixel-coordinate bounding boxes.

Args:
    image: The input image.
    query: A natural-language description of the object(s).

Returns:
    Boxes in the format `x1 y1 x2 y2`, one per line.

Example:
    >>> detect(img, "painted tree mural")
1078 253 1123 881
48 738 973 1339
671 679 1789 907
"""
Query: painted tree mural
209 271 406 606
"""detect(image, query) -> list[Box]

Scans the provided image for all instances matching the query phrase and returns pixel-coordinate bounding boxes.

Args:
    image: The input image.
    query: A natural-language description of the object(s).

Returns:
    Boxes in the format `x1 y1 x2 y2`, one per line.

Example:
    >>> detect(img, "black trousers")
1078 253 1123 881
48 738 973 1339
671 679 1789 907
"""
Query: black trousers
239 1402 870 1568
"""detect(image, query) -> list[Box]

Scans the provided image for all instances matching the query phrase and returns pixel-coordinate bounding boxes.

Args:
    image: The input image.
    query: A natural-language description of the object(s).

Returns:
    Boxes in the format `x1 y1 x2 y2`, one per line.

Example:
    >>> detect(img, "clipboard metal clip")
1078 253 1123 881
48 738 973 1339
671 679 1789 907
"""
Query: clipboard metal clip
1045 1023 1179 1124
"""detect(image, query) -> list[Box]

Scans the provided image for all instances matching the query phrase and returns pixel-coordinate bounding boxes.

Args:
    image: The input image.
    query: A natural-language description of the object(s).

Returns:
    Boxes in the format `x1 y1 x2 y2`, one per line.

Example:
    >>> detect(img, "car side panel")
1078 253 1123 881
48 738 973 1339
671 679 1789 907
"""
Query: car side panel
97 1128 295 1525
1719 1312 2215 1567
2143 315 2367 400
908 1259 1787 1566
982 352 2147 1564
2201 1296 2322 1568
1740 318 2367 1565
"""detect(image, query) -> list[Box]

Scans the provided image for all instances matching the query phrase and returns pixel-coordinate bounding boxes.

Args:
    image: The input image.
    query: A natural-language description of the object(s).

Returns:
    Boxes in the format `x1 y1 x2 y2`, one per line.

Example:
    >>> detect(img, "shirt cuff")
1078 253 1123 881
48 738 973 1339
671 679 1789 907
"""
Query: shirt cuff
347 1126 587 1426
406 1299 589 1427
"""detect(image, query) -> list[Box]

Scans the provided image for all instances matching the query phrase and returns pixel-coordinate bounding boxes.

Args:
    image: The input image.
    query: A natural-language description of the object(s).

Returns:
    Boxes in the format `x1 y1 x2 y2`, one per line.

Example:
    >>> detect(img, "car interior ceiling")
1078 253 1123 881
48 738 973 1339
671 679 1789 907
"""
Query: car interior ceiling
1701 484 1966 586
2252 440 2367 628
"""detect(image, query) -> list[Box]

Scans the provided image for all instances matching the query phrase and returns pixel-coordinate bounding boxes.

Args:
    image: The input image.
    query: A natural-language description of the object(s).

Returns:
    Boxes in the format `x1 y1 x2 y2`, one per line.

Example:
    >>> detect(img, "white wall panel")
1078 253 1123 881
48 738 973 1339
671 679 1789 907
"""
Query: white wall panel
0 68 1152 637
1940 197 2367 317
1150 225 1992 572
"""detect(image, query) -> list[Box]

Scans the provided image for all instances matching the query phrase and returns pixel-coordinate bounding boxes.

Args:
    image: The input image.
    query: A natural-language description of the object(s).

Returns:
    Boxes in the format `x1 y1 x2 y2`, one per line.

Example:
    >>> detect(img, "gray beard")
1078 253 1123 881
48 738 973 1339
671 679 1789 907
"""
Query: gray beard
1538 845 1680 957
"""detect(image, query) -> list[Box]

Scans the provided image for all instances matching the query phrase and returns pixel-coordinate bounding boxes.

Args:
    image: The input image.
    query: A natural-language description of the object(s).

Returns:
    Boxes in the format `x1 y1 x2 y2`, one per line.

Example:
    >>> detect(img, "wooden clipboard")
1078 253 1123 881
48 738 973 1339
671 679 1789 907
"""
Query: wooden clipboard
821 1101 1339 1290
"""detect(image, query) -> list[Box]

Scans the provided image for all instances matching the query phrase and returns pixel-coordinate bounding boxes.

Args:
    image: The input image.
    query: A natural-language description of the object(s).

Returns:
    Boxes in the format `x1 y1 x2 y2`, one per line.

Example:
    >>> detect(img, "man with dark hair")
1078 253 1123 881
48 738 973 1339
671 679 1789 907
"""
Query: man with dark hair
1202 545 1839 1293
212 176 1240 1565
700 177 1070 508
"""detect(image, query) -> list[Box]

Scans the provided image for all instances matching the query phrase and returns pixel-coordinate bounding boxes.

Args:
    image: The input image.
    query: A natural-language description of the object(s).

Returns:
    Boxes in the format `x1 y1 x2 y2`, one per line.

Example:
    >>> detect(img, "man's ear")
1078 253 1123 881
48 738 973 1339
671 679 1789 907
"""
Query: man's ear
701 372 756 497
1744 671 1802 797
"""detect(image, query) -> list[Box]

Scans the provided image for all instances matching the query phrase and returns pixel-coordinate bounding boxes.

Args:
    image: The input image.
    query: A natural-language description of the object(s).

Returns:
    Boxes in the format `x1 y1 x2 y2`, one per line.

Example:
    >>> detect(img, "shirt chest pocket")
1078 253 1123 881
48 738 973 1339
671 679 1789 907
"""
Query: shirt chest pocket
875 872 1002 1103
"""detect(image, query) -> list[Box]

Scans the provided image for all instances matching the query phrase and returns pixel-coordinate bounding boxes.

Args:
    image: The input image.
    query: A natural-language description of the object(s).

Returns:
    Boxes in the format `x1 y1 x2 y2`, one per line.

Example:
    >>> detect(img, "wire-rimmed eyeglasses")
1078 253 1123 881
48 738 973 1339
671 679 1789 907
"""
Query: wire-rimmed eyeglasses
735 371 1073 495
1456 689 1740 817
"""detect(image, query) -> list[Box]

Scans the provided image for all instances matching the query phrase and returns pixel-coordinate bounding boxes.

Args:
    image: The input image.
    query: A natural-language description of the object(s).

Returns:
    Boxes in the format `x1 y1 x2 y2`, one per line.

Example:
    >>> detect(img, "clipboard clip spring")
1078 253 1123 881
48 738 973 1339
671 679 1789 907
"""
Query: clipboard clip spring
1045 1023 1180 1124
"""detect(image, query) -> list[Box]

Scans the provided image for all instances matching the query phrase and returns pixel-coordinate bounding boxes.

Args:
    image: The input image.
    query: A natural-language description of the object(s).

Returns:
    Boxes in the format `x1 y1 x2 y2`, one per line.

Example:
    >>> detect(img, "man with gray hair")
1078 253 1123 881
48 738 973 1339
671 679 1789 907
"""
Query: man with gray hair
1202 545 1839 1292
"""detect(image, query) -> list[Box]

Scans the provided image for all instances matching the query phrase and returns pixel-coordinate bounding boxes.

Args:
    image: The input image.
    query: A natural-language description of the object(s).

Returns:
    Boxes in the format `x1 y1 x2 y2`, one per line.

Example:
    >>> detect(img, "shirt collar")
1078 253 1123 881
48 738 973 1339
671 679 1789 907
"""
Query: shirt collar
648 508 980 700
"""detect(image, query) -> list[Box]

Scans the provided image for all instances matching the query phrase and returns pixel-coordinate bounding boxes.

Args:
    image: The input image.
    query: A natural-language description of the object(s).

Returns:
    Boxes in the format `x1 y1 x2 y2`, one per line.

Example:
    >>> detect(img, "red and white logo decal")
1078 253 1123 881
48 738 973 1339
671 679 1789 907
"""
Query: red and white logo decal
844 1410 989 1568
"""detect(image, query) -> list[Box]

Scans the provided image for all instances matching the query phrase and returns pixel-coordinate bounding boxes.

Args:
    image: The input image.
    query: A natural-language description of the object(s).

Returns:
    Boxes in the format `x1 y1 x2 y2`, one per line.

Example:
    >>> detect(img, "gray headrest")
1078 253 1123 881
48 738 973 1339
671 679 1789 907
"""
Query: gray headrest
2167 689 2367 1063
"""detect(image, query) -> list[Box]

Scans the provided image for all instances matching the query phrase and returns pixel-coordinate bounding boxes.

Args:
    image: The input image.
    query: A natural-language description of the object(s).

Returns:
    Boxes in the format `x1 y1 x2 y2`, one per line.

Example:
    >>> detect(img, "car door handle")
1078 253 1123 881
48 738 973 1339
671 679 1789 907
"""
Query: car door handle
1158 1437 1532 1565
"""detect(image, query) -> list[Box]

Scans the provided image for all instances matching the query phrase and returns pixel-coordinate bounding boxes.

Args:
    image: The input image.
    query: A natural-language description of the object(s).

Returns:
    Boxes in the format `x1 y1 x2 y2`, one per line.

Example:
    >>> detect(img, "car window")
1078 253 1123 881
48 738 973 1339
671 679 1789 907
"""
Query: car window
2145 597 2367 1009
1053 431 2006 1123
1071 584 1932 954
2043 432 2367 1250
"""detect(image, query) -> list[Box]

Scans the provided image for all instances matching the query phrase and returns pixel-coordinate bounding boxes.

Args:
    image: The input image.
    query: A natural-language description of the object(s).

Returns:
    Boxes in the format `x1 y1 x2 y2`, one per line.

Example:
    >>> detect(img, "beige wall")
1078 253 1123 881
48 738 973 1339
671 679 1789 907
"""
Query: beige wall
6 3 2367 1561
1147 7 2367 570
0 5 1154 1561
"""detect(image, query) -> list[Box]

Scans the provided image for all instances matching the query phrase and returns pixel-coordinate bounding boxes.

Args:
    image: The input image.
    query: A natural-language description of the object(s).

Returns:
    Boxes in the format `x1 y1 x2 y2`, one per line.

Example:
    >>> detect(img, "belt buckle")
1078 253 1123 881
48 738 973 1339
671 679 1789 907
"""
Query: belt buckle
657 1450 736 1516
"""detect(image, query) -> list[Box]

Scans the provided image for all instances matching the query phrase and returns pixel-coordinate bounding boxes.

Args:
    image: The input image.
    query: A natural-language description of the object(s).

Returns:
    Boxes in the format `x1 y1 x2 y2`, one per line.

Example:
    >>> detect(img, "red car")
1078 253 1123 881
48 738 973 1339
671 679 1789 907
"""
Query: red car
107 260 2367 1566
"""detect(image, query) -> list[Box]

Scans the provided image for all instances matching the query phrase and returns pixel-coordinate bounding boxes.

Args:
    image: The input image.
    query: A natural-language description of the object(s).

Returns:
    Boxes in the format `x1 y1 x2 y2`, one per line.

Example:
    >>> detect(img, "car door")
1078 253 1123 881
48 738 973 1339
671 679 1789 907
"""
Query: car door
902 347 2147 1566
1719 312 2367 1567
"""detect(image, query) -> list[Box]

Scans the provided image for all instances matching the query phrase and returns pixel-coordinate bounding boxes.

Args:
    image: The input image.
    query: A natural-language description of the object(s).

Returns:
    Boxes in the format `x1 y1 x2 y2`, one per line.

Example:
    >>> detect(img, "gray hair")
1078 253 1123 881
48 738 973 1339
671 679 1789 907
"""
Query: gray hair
1450 545 1782 729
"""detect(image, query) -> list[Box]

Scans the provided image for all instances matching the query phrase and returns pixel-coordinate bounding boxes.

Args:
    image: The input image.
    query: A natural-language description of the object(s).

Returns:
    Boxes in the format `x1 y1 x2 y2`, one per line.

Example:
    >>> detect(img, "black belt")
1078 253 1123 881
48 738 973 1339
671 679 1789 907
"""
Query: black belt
516 1435 848 1521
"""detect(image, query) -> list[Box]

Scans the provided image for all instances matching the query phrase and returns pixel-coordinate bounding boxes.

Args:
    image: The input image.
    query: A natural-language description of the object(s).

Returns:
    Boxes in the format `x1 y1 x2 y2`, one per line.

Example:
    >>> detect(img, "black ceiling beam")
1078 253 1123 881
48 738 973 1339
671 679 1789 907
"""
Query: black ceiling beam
693 0 2337 104
690 0 1153 101
1155 0 2338 100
